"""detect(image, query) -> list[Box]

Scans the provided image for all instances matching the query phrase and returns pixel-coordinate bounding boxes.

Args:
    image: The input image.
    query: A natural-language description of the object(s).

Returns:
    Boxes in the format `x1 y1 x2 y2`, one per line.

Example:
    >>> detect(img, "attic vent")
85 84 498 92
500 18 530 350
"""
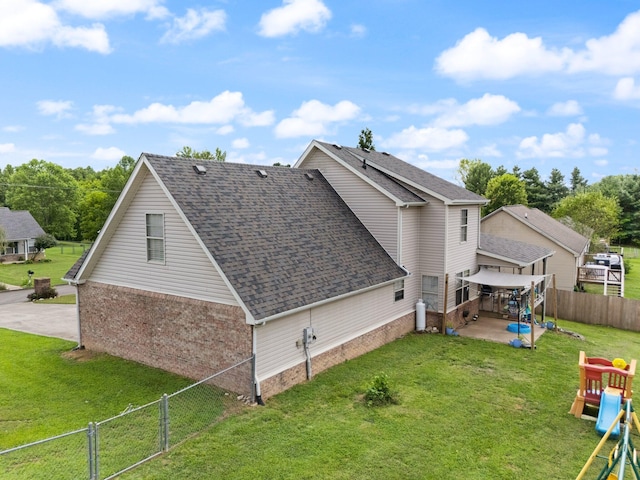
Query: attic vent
362 158 367 169
193 165 207 175
256 169 268 178
332 144 342 149
305 172 314 181
382 151 390 156
362 147 370 153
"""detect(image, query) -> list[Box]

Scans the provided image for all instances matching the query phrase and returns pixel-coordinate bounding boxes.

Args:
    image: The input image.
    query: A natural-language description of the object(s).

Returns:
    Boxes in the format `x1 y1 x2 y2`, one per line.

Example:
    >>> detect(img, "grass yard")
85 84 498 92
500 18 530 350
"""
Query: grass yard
0 242 87 288
0 332 196 450
3 319 640 479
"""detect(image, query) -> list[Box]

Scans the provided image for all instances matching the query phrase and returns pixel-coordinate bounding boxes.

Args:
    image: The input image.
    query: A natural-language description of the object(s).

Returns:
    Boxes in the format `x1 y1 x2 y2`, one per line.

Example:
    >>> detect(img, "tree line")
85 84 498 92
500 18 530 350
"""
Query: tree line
1 144 638 248
457 159 640 247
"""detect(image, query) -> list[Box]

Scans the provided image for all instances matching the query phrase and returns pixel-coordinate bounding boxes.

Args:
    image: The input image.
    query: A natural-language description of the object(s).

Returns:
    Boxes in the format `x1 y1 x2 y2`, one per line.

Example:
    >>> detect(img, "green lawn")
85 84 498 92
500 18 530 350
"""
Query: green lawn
3 320 640 479
0 242 87 288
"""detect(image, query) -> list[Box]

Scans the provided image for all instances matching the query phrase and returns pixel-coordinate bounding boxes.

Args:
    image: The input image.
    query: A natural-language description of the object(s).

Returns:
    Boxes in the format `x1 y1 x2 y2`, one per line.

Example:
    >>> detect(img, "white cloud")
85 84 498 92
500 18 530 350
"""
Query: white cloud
435 28 568 81
614 77 640 100
432 94 520 128
160 8 226 44
91 146 126 161
275 99 360 138
382 126 468 151
547 100 583 116
110 91 274 126
2 125 24 133
350 24 366 38
37 100 73 118
517 123 608 159
54 0 169 20
0 0 111 53
436 10 640 81
568 11 640 75
232 137 250 149
258 0 331 38
0 143 16 154
216 125 235 135
594 159 609 167
477 144 502 158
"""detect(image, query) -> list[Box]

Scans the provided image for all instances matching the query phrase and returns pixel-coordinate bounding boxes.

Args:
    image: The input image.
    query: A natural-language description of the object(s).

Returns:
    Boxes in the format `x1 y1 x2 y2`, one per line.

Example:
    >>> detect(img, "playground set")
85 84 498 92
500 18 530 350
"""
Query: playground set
571 351 640 479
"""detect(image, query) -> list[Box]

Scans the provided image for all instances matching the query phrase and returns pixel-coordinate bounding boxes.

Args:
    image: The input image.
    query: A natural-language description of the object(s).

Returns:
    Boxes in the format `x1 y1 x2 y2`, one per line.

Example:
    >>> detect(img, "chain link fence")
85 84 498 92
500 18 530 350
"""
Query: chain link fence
0 357 253 479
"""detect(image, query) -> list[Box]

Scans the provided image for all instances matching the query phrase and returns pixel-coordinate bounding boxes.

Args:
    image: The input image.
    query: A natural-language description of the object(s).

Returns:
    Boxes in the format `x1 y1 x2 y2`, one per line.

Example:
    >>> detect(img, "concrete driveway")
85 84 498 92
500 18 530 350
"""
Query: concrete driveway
0 284 79 343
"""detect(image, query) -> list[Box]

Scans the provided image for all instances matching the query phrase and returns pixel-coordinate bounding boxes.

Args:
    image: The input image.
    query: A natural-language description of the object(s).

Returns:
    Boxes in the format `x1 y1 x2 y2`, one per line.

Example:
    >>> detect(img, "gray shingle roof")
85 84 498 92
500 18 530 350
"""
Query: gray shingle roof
0 207 45 241
479 233 554 266
485 205 589 256
143 155 406 321
64 248 90 281
315 141 487 204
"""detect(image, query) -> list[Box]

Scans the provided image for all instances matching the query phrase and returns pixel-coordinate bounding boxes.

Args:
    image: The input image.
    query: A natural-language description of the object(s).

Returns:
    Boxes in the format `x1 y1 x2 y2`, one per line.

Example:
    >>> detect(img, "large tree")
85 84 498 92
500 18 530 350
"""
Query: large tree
595 174 640 245
457 158 494 196
483 173 528 215
552 190 620 243
77 156 136 241
5 159 79 239
521 167 549 212
545 168 569 210
570 167 588 194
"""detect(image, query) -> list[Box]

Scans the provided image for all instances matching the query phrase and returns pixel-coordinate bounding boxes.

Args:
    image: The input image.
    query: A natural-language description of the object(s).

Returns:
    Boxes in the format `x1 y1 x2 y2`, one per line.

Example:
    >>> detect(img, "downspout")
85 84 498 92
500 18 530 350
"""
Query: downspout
252 323 265 406
69 281 84 351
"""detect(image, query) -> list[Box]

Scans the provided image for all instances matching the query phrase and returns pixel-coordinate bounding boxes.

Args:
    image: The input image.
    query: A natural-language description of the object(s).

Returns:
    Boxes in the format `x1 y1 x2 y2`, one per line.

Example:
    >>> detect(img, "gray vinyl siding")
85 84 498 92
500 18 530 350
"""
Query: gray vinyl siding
445 205 480 309
300 149 399 260
482 212 577 291
417 197 447 311
256 283 412 379
400 206 422 303
89 170 238 305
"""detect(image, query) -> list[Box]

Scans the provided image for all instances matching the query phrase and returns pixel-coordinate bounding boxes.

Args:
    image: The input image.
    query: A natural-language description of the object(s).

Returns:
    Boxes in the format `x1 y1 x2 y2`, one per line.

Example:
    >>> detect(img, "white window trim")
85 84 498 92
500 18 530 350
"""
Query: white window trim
146 213 165 264
460 208 468 243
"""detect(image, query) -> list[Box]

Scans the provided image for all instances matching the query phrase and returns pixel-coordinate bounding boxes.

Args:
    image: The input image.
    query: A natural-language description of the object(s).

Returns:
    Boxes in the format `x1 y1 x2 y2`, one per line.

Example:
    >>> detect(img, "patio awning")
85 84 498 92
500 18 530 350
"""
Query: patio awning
460 268 549 289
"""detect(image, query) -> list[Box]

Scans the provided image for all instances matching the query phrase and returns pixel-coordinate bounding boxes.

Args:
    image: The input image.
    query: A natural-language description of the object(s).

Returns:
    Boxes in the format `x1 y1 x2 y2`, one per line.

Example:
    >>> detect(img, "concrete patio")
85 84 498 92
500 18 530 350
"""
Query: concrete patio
455 314 549 347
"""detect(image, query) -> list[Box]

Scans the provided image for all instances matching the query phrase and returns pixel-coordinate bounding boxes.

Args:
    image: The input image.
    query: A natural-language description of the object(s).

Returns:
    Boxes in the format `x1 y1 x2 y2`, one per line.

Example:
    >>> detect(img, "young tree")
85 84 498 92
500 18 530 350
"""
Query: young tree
0 226 6 254
457 158 494 196
5 159 79 239
357 128 375 151
483 173 528 215
176 146 226 161
552 191 620 243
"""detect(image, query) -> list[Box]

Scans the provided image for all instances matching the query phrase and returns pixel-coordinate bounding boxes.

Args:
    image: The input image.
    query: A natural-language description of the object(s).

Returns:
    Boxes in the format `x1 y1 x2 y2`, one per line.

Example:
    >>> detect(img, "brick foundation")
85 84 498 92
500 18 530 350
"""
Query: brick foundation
77 281 252 394
259 310 416 398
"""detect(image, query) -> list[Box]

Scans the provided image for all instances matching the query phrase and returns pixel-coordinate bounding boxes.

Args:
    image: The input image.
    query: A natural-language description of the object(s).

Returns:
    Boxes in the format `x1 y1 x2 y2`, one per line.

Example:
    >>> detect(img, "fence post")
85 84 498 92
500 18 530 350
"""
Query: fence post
87 422 96 480
160 394 169 452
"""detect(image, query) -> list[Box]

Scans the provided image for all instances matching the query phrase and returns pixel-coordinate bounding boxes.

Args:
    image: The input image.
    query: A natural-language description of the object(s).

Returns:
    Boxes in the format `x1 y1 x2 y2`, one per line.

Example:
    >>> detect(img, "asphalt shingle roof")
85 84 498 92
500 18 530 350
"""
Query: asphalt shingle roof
487 205 589 256
315 141 487 204
479 233 553 265
0 207 45 241
144 155 406 321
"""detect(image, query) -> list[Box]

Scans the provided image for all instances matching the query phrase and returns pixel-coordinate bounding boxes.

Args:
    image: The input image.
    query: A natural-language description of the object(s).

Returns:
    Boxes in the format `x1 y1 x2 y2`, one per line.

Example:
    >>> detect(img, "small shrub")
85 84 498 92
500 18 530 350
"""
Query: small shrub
0 283 6 291
364 373 398 407
27 287 58 301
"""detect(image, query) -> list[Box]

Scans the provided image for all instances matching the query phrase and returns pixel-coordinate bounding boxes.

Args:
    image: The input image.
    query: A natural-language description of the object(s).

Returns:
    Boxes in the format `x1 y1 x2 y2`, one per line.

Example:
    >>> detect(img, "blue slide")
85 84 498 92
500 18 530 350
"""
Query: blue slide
596 390 622 438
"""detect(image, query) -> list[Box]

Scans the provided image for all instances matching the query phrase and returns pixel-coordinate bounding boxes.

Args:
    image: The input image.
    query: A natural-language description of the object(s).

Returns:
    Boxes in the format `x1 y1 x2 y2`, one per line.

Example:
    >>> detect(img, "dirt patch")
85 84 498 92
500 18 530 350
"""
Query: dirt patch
62 348 98 362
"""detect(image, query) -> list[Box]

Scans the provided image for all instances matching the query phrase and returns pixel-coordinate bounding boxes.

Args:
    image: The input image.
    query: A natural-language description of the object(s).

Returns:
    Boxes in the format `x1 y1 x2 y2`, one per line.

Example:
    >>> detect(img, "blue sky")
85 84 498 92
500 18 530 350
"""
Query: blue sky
1 0 639 184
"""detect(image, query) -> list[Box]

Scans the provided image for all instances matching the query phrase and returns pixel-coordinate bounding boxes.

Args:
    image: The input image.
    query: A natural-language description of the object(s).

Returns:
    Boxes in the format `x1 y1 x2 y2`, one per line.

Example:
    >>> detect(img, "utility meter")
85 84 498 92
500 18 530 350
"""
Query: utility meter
303 327 316 346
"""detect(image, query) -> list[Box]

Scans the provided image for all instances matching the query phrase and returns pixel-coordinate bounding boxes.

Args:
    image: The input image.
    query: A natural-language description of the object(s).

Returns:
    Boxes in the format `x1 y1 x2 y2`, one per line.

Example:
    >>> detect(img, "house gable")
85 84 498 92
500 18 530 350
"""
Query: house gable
76 165 239 306
0 207 45 241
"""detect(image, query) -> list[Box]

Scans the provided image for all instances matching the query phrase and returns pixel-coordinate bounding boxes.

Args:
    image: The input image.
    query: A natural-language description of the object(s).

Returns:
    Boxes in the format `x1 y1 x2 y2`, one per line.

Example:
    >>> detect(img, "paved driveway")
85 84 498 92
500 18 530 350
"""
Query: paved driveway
0 285 79 343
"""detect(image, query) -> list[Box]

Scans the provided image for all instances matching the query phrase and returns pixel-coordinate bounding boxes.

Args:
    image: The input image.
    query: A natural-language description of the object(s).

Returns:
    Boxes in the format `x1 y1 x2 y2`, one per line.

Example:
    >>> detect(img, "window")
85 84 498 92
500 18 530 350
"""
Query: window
460 209 468 242
146 213 165 263
455 270 470 306
394 280 405 302
422 275 439 311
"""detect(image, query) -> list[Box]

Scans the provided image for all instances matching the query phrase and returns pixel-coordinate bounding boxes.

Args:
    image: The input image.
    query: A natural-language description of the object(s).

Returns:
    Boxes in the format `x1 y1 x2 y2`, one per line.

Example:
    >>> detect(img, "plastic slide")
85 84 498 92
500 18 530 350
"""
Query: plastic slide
595 389 622 438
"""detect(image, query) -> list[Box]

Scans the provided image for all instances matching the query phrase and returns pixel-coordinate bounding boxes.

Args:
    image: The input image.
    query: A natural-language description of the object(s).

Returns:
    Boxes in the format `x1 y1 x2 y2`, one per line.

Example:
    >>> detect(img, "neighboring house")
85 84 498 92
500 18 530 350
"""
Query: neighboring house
0 207 45 260
65 141 494 400
481 205 590 291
